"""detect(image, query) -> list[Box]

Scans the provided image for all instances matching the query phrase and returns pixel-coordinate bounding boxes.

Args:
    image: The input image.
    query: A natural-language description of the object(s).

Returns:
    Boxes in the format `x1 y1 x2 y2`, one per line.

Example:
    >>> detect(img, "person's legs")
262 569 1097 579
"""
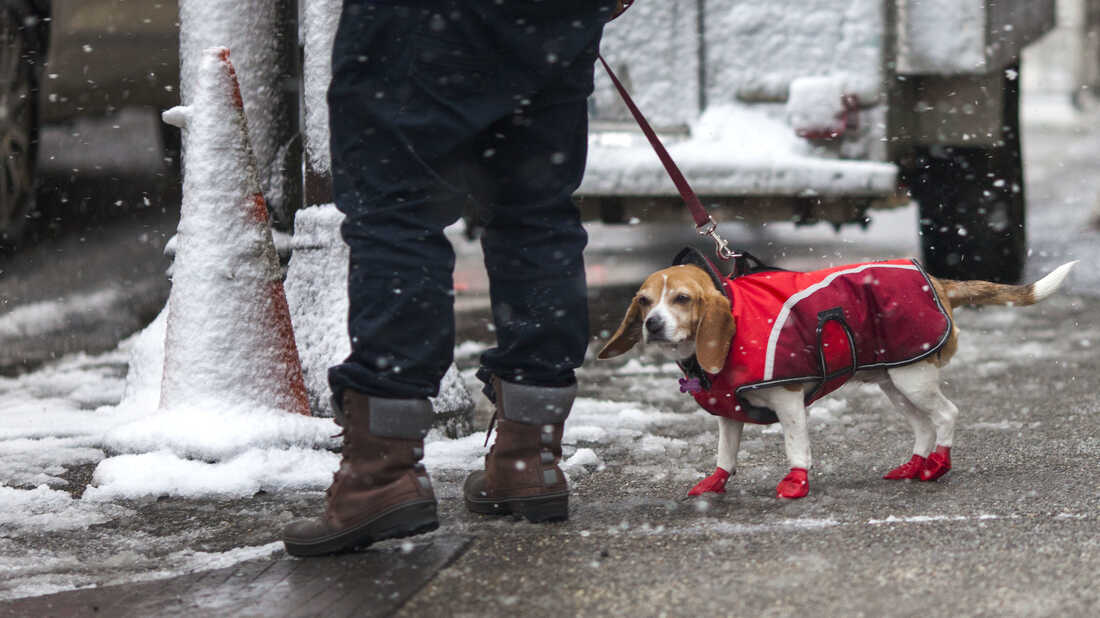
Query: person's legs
286 0 614 552
463 13 606 522
286 0 519 555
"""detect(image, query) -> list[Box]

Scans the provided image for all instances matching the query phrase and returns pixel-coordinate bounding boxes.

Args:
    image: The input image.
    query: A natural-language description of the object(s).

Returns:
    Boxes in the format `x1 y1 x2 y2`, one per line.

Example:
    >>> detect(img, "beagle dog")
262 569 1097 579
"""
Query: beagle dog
598 259 1078 499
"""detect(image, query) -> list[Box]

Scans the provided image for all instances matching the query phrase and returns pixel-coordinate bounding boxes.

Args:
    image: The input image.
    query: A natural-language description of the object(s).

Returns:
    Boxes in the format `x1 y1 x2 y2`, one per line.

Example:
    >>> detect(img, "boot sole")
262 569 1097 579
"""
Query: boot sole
465 492 569 523
284 500 439 557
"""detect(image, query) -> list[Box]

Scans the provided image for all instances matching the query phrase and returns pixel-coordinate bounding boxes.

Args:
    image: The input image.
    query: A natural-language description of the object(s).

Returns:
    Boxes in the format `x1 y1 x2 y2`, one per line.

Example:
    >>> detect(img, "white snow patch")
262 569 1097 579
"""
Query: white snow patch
0 541 285 602
423 430 489 472
562 448 602 474
0 288 124 338
615 358 681 375
454 341 491 360
170 541 284 572
644 517 842 536
583 103 896 199
0 438 103 488
0 485 132 533
100 403 338 462
866 513 1003 525
637 435 687 457
565 425 610 443
84 448 337 501
967 421 1025 431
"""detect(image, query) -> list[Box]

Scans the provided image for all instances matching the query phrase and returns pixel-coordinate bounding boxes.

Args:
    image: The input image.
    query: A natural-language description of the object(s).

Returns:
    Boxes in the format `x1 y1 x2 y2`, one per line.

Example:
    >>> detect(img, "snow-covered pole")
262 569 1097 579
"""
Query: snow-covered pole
161 48 310 417
178 0 301 230
301 0 341 205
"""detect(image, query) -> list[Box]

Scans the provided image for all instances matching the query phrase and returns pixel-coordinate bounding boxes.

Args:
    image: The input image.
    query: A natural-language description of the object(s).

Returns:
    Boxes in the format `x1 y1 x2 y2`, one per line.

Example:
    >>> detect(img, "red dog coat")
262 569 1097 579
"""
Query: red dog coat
681 258 952 424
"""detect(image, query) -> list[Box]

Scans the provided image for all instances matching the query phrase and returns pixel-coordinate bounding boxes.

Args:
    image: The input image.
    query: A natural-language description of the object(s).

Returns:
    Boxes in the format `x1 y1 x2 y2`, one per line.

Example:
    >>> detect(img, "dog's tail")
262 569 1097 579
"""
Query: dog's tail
941 261 1078 308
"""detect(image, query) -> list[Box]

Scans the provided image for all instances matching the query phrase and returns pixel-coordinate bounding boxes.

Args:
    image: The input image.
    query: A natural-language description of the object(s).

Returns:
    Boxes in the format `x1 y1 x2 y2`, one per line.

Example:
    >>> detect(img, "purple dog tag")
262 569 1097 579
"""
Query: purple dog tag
679 377 703 393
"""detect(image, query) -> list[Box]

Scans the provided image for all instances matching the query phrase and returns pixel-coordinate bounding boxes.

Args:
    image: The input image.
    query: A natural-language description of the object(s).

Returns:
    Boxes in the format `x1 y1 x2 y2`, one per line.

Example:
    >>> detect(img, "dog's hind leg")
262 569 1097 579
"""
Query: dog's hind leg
887 362 959 481
879 380 937 479
688 417 742 496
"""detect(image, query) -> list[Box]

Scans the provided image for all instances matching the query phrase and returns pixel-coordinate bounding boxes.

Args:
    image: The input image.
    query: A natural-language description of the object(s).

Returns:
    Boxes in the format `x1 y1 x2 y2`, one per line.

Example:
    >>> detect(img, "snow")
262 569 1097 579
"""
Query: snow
596 0 883 124
301 0 341 177
581 103 897 199
594 1 701 127
162 47 309 417
420 397 702 474
84 448 336 501
787 75 848 137
179 0 291 214
563 448 602 474
0 540 284 602
0 485 132 534
896 0 986 74
0 288 124 339
0 438 102 488
454 341 492 360
99 406 338 463
866 514 1003 525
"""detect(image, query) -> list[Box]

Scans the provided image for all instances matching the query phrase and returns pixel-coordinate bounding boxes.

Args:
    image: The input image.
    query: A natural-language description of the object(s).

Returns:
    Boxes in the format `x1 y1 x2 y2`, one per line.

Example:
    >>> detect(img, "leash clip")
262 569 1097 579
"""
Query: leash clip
697 217 739 262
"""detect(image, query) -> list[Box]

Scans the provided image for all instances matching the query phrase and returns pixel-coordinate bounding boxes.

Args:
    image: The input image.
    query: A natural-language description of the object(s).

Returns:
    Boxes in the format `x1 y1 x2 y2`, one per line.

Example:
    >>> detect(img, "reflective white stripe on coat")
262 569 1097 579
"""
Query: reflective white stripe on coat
762 263 920 381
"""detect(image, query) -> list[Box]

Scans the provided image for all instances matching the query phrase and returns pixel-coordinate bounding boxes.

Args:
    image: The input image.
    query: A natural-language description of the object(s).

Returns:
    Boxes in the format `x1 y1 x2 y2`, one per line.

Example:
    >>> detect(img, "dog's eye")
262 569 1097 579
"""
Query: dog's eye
636 296 652 307
674 294 691 304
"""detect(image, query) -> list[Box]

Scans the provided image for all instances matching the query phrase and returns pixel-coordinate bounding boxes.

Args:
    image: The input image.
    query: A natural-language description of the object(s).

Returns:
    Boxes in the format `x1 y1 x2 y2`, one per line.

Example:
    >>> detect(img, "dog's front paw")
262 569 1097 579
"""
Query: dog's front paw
920 446 951 481
688 467 731 496
776 468 809 499
883 454 926 480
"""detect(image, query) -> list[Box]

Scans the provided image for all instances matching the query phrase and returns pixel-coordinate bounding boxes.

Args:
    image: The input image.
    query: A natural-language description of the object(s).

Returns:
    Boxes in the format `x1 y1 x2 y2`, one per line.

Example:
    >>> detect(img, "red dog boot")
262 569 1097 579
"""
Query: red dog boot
776 468 809 499
883 454 926 480
688 467 731 496
920 445 951 481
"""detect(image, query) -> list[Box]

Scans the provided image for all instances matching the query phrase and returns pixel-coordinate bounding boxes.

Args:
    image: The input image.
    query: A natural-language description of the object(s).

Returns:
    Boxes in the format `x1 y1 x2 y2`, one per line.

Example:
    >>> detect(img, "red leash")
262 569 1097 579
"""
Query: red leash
597 53 738 262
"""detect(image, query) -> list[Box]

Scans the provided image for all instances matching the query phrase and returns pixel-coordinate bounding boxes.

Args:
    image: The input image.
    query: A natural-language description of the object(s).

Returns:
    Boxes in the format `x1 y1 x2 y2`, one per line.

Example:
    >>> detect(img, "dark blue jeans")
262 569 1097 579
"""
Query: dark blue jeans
327 0 613 401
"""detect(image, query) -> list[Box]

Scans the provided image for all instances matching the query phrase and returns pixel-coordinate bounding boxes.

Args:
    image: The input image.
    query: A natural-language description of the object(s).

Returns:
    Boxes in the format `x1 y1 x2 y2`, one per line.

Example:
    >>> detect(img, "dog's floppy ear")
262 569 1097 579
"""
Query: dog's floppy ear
695 291 734 374
598 299 643 359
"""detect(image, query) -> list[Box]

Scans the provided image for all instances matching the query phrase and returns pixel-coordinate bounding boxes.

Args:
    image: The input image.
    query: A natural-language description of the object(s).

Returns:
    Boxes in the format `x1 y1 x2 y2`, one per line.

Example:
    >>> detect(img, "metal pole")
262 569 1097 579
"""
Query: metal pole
272 0 302 230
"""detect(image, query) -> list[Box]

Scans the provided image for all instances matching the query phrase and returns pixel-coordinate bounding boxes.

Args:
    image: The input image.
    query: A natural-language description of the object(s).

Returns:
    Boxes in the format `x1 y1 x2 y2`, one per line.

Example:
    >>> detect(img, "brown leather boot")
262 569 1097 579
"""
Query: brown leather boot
464 379 574 522
283 391 438 556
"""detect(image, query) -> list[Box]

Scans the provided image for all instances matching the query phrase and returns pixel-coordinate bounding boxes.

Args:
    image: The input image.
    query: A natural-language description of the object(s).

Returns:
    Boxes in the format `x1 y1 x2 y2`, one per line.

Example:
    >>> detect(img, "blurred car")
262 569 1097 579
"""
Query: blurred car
0 0 180 243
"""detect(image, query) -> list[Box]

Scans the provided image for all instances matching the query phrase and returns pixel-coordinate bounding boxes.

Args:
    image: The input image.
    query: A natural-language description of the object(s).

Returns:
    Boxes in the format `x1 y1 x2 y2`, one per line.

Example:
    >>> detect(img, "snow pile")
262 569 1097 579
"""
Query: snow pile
99 406 336 462
84 448 336 501
80 309 339 499
161 47 309 417
60 47 339 500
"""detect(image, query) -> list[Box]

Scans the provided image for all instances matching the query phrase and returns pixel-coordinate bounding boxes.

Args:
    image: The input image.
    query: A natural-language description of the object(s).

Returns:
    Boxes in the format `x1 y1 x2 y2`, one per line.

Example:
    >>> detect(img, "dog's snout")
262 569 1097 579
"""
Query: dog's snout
645 315 664 334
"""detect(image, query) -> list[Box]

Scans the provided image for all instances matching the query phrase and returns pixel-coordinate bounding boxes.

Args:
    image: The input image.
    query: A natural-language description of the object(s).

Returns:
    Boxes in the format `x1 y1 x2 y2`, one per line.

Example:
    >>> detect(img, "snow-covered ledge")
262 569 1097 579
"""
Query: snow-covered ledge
580 105 897 200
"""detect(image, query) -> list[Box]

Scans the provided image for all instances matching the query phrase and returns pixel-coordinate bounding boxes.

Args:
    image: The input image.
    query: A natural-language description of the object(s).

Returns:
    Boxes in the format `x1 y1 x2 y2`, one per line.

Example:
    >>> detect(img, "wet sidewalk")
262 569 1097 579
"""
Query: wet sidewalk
1 538 469 618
